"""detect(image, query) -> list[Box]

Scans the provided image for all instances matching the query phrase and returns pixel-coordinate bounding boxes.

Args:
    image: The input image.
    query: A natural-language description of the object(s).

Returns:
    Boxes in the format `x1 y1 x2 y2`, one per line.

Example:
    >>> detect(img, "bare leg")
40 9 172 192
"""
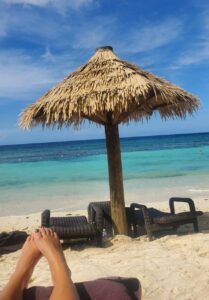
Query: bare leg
0 235 41 300
33 228 79 300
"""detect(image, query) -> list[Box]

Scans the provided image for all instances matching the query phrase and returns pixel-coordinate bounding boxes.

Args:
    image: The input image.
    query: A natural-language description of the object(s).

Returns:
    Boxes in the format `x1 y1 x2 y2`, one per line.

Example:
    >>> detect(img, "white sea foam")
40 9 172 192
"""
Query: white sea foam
187 189 209 193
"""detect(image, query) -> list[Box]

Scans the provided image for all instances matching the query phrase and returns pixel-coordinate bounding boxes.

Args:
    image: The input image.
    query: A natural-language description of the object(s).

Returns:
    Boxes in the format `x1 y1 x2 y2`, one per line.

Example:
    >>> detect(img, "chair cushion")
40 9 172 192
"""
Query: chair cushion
153 211 203 224
133 208 170 226
133 208 203 225
23 277 141 300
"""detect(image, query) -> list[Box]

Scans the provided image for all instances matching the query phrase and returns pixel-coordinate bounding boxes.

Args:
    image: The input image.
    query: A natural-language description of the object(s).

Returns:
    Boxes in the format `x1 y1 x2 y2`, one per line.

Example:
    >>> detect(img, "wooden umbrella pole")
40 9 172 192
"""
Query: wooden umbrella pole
105 122 128 235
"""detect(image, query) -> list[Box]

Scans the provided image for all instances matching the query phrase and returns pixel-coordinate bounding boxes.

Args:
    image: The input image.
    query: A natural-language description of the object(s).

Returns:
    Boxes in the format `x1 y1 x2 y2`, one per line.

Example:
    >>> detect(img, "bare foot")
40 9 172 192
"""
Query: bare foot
14 235 42 289
33 228 79 300
33 228 71 284
33 228 63 261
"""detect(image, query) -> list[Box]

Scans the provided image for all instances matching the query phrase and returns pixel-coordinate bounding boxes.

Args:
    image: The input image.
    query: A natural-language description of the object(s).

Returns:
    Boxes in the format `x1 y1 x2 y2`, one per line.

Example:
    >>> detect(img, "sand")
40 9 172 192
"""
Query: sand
1 198 209 300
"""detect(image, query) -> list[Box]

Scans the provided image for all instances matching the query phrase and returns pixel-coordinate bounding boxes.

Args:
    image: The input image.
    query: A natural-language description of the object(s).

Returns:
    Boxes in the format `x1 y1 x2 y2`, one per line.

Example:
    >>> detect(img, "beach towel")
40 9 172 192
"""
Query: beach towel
23 277 141 300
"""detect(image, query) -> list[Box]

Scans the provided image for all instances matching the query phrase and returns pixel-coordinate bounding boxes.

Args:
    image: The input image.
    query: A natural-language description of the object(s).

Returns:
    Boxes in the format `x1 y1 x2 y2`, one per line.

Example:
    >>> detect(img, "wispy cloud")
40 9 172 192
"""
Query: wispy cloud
0 0 184 54
0 44 92 102
0 14 186 102
3 0 49 6
0 49 67 101
72 16 116 49
71 17 184 54
119 18 183 54
3 0 95 13
173 11 209 68
176 42 209 67
0 1 204 103
0 9 9 38
0 128 17 141
0 20 7 37
0 6 71 42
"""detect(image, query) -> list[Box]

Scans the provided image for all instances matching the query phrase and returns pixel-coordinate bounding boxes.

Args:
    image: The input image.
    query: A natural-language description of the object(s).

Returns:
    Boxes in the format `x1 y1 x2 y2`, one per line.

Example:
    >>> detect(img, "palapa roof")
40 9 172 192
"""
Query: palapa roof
20 46 199 129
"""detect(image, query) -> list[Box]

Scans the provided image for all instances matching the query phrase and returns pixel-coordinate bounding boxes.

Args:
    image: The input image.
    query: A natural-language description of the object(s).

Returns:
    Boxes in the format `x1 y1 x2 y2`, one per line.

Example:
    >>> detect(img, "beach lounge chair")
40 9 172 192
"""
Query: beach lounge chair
130 197 203 240
88 201 134 237
88 201 113 236
41 210 103 246
88 198 203 240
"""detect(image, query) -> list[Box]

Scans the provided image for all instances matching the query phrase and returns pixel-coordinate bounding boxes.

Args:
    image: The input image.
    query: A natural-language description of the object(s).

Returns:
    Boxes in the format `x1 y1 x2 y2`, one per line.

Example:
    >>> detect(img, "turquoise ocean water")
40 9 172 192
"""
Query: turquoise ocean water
0 132 209 216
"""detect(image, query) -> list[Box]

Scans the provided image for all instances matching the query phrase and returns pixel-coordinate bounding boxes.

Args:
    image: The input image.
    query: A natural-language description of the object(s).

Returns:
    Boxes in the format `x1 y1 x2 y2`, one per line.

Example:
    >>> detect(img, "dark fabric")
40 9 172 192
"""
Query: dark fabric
0 231 28 255
23 277 141 300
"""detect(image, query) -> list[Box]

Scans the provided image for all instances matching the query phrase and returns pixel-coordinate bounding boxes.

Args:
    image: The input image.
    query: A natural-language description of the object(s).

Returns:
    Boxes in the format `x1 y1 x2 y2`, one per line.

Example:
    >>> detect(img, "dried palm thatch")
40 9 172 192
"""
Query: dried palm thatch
19 46 200 235
20 46 199 129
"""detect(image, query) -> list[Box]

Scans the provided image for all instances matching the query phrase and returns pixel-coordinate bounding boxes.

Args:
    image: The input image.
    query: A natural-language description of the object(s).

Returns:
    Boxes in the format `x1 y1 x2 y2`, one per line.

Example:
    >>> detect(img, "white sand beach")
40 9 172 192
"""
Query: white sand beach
1 198 209 300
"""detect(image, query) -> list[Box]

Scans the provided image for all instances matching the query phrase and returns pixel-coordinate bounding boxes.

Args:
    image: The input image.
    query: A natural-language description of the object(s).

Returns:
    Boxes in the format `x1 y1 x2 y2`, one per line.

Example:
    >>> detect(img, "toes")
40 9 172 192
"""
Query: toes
43 227 52 236
40 227 56 236
53 231 59 239
39 227 48 236
33 231 42 240
27 235 31 242
48 228 54 236
46 228 54 236
33 227 58 240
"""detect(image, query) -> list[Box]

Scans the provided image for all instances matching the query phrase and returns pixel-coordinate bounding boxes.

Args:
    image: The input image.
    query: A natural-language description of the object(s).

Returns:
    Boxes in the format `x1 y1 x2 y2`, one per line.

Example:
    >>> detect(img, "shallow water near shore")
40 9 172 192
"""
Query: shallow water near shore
0 132 209 216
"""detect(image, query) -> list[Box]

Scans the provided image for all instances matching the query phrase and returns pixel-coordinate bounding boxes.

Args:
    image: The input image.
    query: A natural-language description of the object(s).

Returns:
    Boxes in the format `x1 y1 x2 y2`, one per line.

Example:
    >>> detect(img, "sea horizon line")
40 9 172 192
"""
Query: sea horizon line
0 130 209 148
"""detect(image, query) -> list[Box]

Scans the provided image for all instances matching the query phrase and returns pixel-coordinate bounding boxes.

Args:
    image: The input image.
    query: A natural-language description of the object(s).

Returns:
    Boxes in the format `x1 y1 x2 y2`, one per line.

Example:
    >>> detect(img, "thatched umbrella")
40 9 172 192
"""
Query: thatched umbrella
20 46 199 235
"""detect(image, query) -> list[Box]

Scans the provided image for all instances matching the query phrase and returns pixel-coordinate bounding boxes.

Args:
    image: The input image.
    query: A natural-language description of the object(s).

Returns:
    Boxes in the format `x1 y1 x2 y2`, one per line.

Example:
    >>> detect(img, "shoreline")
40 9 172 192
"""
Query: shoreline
1 172 209 217
0 187 208 217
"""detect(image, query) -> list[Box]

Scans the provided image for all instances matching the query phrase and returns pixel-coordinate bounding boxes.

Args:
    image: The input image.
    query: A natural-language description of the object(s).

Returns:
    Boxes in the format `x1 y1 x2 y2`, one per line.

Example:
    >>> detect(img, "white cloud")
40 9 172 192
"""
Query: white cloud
73 26 108 49
176 42 209 66
3 0 95 12
0 5 73 41
3 0 49 5
205 13 209 30
72 17 183 54
0 129 18 143
0 45 91 102
173 12 209 68
41 47 55 61
72 17 116 49
0 10 9 37
0 50 66 100
122 18 183 53
0 27 6 38
0 14 186 103
0 1 183 54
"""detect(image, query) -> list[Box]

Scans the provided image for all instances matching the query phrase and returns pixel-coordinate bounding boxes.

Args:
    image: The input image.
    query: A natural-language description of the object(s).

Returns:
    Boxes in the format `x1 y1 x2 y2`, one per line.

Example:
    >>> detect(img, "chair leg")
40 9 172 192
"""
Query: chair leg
144 226 154 241
95 232 103 247
132 224 138 238
147 232 154 241
143 216 154 241
193 219 199 232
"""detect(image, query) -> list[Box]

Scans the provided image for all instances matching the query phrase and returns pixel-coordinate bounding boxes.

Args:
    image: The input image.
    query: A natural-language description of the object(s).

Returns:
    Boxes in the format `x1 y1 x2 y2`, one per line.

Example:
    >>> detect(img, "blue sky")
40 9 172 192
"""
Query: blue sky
0 0 209 145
